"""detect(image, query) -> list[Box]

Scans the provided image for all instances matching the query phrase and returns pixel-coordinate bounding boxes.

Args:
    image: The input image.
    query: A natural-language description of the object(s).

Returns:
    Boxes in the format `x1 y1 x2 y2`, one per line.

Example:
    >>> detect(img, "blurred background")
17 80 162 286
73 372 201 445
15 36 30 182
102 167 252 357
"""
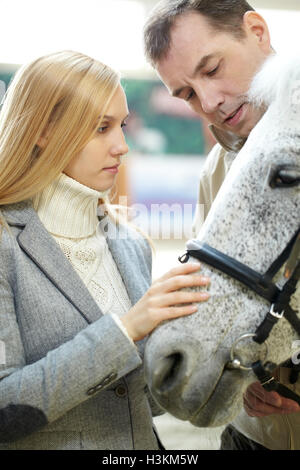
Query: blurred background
1 0 300 450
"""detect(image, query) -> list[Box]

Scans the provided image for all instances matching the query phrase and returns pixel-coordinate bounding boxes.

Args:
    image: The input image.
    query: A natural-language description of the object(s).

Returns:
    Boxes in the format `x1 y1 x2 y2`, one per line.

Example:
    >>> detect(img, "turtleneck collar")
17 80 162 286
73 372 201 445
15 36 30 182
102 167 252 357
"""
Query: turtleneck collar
32 173 108 238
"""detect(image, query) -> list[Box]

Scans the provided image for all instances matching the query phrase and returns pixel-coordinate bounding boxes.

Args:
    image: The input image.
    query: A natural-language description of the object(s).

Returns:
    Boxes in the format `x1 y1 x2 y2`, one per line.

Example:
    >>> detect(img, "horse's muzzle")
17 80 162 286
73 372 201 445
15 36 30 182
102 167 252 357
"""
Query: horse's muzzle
151 352 187 397
144 334 228 422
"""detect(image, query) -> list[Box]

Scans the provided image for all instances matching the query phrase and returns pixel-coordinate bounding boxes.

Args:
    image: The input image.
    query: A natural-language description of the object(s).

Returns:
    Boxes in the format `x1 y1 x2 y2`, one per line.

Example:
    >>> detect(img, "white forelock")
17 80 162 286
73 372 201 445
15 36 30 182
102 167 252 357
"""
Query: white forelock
248 52 300 117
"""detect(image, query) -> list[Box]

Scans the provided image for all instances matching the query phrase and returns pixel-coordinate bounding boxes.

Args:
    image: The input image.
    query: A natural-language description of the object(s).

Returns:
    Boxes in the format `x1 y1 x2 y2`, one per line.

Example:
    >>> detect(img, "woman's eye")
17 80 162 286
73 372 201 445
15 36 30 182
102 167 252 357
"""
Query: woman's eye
97 126 108 134
121 122 127 129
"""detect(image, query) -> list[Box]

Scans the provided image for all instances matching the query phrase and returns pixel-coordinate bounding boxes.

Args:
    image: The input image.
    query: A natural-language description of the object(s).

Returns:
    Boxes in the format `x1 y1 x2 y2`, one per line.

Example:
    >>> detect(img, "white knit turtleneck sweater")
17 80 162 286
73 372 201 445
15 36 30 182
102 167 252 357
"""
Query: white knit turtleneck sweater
32 173 133 343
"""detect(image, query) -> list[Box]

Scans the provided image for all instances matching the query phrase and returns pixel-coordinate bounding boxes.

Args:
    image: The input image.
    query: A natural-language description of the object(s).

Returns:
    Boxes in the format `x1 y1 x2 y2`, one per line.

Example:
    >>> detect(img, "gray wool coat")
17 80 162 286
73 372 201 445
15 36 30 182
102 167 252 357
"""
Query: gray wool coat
0 201 163 450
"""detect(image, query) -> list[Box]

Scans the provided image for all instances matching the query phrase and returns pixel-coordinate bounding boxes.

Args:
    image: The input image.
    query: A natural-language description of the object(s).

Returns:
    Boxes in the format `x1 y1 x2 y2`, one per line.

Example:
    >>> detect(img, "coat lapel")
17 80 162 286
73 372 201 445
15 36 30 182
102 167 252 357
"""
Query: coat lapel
104 221 150 307
11 204 104 325
101 218 151 357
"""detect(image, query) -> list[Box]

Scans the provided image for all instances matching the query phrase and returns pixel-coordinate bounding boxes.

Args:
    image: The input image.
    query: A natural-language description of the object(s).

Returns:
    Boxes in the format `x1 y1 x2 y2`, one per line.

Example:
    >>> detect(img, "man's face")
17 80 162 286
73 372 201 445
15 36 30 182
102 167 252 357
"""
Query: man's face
156 12 272 138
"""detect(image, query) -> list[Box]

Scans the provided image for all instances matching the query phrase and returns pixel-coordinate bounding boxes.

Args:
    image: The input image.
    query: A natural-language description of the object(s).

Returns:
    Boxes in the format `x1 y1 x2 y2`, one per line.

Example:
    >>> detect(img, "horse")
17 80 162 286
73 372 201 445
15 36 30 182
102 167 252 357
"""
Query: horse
144 52 300 427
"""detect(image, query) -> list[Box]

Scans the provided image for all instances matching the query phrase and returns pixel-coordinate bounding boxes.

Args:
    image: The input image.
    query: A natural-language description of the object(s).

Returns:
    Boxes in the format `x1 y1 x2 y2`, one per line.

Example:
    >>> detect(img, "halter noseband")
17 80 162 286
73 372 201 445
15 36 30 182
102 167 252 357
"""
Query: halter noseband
179 229 300 404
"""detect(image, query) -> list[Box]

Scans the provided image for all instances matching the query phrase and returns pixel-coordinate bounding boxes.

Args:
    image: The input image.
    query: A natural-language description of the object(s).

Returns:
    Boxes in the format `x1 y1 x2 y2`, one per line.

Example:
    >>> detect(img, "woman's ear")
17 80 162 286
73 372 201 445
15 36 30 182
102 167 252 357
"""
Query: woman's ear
36 136 48 148
36 125 52 149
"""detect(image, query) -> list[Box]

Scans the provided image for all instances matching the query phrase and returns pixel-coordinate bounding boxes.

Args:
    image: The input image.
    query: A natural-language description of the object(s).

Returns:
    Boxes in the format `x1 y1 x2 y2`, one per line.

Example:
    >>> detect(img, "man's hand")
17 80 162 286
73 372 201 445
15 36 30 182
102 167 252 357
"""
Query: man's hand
244 381 300 417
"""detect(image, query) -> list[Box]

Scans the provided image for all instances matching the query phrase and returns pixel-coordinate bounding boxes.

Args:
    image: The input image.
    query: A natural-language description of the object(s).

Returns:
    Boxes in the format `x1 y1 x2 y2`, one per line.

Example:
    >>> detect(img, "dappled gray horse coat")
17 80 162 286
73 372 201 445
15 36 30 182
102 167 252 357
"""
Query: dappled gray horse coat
0 201 162 450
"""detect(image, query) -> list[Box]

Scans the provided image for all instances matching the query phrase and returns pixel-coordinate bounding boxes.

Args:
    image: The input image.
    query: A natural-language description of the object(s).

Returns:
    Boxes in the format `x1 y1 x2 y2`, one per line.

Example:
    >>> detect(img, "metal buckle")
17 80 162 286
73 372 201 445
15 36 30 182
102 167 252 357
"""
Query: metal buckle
227 333 269 371
178 252 190 264
269 303 284 319
260 376 275 387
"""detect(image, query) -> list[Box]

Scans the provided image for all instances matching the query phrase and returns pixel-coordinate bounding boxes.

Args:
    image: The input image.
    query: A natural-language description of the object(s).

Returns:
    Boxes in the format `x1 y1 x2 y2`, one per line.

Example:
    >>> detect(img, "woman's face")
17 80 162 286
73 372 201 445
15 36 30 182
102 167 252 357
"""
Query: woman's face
63 85 129 192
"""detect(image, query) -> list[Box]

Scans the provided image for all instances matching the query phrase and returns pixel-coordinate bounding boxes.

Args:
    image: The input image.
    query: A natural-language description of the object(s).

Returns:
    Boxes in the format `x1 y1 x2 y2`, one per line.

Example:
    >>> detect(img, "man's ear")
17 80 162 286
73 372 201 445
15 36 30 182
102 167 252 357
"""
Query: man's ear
243 11 271 53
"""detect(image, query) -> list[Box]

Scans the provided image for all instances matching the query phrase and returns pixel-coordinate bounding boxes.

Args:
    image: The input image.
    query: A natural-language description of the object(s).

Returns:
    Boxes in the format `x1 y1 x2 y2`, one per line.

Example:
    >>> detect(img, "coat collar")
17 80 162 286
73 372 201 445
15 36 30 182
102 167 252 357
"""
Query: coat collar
209 124 246 153
3 201 147 328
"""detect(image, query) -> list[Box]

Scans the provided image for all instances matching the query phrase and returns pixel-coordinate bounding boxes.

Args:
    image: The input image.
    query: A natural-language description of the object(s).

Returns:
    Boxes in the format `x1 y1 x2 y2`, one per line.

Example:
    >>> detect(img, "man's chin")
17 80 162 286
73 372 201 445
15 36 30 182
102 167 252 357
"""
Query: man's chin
221 122 253 139
236 106 267 138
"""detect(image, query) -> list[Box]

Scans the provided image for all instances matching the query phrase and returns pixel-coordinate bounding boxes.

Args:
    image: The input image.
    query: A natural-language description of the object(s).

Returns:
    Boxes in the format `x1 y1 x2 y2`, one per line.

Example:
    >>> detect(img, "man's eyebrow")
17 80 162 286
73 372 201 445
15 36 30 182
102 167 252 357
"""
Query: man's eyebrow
192 54 216 78
171 54 216 98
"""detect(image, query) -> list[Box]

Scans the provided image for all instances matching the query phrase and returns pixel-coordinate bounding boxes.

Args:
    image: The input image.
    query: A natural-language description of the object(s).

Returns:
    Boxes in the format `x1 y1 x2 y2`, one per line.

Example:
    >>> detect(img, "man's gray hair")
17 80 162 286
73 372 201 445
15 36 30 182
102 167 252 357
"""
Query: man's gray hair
144 0 255 66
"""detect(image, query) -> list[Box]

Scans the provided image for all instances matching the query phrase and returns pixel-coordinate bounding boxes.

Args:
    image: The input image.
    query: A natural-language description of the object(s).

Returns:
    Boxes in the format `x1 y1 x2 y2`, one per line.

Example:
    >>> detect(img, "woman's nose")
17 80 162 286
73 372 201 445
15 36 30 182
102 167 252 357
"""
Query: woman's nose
111 132 129 157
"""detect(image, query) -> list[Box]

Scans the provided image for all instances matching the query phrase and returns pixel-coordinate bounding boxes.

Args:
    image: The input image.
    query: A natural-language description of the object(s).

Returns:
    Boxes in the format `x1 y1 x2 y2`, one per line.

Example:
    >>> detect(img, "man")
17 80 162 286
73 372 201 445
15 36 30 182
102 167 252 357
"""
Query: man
144 0 300 450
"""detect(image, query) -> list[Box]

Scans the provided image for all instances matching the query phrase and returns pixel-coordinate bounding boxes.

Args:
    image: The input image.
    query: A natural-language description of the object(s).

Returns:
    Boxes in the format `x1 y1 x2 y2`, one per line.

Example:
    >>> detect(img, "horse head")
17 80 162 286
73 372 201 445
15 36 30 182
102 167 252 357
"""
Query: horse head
144 53 300 427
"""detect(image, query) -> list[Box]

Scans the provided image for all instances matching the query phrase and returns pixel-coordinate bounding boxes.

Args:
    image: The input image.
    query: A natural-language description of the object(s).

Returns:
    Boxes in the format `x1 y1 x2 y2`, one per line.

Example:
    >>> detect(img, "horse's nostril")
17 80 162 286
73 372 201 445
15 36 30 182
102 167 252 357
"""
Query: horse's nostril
152 353 185 396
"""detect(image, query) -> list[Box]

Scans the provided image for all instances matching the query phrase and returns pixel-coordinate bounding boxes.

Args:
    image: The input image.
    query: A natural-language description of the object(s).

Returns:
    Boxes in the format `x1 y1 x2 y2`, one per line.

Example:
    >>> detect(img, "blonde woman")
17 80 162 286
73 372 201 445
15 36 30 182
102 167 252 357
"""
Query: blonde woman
0 51 210 450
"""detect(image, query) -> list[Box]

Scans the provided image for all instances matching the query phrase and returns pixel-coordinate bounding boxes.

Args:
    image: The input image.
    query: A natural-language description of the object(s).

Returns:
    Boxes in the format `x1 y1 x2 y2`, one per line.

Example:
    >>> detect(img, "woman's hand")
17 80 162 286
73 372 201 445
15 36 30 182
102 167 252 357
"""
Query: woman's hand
121 262 210 342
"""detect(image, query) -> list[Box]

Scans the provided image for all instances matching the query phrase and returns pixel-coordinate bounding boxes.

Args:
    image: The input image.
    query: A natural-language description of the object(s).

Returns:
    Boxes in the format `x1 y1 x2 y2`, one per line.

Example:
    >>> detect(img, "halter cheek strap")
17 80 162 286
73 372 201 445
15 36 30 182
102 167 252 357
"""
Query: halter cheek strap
254 261 300 344
179 230 300 400
178 231 300 339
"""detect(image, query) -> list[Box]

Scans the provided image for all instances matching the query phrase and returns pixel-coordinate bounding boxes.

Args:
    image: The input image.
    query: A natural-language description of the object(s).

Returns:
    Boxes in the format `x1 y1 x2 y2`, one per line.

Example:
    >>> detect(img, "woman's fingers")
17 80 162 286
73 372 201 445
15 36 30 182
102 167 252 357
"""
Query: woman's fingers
154 262 202 284
122 262 211 342
157 304 199 320
150 274 210 296
161 273 210 293
149 290 210 308
152 263 210 296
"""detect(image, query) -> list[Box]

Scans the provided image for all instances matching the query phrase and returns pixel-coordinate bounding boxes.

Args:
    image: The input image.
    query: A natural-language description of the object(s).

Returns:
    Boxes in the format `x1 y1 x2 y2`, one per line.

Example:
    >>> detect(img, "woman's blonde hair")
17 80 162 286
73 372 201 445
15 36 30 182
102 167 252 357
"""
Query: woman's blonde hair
0 50 120 205
0 50 153 249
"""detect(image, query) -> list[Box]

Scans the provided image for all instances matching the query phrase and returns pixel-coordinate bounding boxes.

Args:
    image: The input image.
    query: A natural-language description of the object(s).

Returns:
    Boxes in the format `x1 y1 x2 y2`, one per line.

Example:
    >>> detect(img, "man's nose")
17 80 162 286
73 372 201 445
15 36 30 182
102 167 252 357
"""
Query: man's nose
194 83 225 115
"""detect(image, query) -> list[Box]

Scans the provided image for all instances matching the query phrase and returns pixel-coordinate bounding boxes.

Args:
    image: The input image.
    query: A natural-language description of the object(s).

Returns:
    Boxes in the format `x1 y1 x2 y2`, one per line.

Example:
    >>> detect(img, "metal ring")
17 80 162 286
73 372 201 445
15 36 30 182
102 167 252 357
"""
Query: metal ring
230 333 268 371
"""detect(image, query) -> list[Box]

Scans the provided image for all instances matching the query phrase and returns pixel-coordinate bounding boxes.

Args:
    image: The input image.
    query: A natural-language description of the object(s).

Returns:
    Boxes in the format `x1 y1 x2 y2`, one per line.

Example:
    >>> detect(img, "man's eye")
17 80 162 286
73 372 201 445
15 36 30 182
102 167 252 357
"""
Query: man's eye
186 90 195 102
207 65 219 77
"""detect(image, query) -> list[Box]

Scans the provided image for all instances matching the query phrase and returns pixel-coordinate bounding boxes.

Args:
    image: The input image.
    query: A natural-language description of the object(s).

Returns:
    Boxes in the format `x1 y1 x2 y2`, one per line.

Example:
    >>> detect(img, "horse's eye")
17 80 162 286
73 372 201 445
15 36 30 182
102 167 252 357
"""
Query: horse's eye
270 166 300 188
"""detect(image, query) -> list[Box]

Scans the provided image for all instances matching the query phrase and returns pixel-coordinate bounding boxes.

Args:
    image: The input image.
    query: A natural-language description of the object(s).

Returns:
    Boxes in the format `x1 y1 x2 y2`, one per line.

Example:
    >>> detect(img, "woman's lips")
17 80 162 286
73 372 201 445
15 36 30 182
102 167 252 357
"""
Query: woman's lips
103 165 119 174
224 103 245 127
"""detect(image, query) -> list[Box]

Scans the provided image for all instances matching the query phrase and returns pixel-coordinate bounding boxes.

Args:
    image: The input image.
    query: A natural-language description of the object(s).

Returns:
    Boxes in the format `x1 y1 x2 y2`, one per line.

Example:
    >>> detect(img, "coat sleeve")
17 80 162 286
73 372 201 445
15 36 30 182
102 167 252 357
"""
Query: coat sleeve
146 387 165 417
0 256 142 443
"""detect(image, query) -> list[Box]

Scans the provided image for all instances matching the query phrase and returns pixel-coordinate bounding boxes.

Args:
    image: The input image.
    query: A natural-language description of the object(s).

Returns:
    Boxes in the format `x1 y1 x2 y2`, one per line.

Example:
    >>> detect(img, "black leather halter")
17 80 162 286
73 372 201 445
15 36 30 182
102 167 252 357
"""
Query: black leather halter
179 229 300 404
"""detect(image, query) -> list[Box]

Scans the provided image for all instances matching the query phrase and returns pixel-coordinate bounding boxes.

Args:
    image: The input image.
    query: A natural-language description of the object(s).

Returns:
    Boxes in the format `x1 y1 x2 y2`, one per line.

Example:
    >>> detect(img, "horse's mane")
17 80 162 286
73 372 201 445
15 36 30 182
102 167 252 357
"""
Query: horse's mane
248 52 300 117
